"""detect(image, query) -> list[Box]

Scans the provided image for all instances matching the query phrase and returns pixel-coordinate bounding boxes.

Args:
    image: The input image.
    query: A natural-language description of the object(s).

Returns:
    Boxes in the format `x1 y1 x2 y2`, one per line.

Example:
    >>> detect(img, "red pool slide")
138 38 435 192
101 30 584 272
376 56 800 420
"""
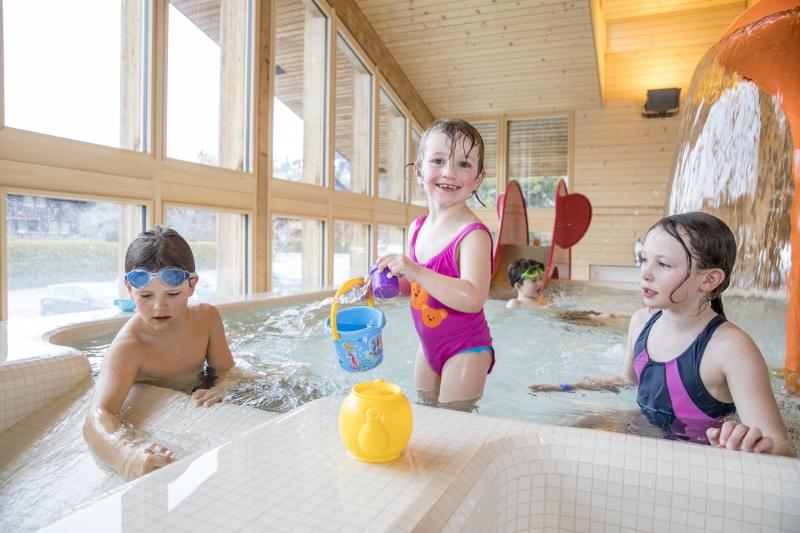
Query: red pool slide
491 179 592 290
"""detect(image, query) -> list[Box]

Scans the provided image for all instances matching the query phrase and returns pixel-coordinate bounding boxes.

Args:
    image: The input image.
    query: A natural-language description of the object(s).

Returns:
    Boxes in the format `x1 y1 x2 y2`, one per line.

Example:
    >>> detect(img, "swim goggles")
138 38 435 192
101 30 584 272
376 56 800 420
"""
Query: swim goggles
519 265 545 283
124 267 195 289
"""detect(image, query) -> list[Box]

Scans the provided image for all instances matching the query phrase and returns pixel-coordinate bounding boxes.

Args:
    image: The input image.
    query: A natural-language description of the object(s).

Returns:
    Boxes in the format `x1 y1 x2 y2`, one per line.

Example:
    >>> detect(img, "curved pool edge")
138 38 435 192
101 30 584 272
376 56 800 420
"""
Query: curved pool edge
2 284 798 531
41 397 800 532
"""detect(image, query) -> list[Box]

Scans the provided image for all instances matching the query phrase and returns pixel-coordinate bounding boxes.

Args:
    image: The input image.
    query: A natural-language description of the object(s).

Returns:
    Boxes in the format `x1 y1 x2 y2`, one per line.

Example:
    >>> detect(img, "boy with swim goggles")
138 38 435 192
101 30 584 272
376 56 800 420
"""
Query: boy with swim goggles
518 264 545 283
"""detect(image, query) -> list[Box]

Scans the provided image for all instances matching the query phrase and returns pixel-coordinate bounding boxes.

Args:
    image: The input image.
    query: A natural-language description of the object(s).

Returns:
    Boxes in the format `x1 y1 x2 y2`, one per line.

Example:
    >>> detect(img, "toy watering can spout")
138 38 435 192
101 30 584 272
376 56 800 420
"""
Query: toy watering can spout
358 408 390 454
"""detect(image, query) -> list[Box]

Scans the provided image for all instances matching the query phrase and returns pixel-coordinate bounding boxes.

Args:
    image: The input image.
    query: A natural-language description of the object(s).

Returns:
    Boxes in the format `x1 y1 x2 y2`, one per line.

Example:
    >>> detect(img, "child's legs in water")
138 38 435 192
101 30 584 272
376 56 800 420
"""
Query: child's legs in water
415 347 491 409
414 347 440 404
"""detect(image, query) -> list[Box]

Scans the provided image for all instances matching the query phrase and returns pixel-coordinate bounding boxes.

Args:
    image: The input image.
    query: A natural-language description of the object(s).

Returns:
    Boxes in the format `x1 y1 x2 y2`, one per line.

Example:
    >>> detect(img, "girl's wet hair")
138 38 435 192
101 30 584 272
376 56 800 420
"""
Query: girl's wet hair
647 212 736 317
413 118 486 206
125 225 196 274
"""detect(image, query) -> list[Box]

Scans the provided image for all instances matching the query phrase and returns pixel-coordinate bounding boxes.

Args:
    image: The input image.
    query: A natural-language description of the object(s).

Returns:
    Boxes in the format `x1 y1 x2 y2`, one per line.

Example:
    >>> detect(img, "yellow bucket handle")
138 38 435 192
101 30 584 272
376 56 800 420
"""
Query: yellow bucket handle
330 277 375 341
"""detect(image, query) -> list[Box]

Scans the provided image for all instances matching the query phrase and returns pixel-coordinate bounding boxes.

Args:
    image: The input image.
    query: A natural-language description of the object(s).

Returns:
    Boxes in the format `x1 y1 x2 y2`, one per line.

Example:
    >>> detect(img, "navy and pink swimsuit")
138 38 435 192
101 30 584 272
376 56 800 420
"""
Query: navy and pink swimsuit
633 311 735 443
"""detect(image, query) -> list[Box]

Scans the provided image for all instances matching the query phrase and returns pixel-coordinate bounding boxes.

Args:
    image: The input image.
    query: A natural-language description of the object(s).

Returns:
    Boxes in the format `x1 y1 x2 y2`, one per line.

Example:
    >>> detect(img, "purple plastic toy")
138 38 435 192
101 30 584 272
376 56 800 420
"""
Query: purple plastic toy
369 264 399 299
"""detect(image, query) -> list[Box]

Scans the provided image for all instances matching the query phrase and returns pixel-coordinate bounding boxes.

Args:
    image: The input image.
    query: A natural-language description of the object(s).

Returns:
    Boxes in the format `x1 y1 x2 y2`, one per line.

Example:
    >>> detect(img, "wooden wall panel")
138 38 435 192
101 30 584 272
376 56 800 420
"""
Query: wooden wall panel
571 100 682 279
602 4 745 100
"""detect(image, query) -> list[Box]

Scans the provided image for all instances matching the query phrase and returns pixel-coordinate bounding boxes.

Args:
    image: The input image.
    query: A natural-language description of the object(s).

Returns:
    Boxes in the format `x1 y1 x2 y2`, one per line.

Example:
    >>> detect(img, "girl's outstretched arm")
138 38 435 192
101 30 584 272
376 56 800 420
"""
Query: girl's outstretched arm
529 308 648 393
377 228 492 313
706 327 793 456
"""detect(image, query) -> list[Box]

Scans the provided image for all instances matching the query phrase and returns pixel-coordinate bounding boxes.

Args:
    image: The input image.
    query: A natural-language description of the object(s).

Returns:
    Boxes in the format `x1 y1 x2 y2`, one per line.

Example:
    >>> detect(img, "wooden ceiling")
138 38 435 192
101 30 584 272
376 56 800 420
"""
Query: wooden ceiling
354 0 602 116
170 0 753 122
353 0 751 117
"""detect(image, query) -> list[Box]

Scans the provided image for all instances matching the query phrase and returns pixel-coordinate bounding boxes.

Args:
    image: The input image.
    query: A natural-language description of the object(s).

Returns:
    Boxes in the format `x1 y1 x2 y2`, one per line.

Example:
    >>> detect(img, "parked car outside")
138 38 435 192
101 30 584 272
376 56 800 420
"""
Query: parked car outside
39 282 117 316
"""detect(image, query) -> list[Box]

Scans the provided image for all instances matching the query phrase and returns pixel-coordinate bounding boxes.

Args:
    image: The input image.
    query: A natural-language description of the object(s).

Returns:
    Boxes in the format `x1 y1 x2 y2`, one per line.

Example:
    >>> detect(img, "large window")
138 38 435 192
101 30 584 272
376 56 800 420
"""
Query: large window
272 0 327 185
5 194 145 319
507 117 568 208
467 120 499 210
377 225 405 257
409 127 426 206
3 0 149 150
166 0 253 170
334 36 372 195
165 207 248 299
377 89 406 202
271 216 325 291
333 221 369 285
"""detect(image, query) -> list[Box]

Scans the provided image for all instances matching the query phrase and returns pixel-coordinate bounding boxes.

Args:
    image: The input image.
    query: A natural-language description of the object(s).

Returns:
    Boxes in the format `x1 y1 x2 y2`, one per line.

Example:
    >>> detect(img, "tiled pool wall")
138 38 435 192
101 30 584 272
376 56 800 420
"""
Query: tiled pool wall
2 287 799 531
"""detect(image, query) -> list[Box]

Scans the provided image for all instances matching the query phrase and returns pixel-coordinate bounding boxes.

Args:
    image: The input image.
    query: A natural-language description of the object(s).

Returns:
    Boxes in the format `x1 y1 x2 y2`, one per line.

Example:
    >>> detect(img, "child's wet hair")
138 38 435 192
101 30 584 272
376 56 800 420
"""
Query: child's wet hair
414 118 486 206
647 212 736 317
508 258 546 287
125 225 196 274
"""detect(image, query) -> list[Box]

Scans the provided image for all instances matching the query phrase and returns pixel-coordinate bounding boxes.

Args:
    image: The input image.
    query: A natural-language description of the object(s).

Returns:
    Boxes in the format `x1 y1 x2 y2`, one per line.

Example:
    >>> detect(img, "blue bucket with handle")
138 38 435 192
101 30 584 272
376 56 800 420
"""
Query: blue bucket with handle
325 278 386 372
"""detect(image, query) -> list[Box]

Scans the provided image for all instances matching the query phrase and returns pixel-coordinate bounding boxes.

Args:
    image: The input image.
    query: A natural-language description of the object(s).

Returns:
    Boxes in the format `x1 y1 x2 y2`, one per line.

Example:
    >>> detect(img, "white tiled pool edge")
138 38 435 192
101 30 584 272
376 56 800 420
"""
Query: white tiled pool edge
42 398 800 532
2 286 799 531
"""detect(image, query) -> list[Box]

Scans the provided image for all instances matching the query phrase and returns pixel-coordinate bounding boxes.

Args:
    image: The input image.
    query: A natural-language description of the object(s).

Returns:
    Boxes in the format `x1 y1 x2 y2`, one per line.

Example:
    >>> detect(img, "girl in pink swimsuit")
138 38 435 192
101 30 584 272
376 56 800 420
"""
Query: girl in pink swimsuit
376 119 494 409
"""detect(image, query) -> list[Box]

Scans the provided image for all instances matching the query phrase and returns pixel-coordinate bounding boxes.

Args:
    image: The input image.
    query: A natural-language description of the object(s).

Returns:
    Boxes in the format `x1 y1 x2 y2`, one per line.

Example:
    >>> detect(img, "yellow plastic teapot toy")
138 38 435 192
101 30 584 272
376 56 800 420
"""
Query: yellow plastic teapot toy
339 379 413 462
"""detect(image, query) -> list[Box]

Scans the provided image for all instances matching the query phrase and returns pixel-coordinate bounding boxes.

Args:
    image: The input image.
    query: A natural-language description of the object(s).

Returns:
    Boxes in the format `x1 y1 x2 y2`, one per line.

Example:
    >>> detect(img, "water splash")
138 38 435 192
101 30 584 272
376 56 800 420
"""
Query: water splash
667 45 794 293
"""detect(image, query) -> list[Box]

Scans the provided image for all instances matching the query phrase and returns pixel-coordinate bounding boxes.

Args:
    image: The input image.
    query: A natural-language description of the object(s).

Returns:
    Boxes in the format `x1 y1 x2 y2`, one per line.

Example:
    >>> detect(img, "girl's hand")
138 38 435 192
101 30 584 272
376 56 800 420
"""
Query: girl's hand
376 254 421 283
706 420 775 453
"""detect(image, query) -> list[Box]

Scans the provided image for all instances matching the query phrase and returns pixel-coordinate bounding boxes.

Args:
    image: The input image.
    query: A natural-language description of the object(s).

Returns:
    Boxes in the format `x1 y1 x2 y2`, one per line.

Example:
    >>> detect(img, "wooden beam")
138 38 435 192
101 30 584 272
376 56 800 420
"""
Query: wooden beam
121 0 146 151
302 10 326 185
220 0 249 171
254 0 273 292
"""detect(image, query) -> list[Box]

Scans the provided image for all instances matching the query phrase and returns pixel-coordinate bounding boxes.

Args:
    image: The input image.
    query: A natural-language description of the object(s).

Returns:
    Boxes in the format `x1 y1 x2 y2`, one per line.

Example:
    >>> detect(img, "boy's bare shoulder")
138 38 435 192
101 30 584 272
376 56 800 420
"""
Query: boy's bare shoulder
107 323 148 362
189 302 223 322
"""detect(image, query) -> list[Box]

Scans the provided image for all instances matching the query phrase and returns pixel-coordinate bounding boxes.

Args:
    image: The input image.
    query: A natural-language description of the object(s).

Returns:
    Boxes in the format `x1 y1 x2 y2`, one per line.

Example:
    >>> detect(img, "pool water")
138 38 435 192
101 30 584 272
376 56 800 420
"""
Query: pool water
74 284 800 452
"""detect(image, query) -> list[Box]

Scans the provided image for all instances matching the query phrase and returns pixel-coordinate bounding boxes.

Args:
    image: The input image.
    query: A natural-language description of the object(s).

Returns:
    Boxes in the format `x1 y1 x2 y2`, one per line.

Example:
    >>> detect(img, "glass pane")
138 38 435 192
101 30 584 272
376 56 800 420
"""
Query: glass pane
6 194 144 318
377 89 406 202
409 128 426 206
165 207 248 299
271 216 324 291
273 0 327 185
468 120 498 210
507 117 568 208
3 0 147 150
333 221 369 285
377 225 405 257
334 36 372 195
167 1 253 170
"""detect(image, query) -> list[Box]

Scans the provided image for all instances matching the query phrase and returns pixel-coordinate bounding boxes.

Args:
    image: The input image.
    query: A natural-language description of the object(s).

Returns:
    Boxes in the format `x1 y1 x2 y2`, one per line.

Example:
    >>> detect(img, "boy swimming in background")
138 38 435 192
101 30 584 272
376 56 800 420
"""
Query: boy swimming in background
84 226 234 480
505 258 548 309
506 257 628 331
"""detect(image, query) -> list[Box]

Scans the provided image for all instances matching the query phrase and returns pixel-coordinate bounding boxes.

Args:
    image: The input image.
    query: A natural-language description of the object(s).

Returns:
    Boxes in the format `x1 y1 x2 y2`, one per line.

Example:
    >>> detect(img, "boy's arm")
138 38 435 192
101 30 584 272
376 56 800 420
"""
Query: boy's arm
202 304 234 372
83 341 174 479
192 304 234 406
707 328 793 456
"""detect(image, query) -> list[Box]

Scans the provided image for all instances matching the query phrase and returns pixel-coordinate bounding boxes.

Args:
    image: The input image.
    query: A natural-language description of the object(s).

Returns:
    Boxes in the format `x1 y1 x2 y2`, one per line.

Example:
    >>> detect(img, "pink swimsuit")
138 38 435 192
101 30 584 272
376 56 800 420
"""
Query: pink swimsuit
409 216 495 375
